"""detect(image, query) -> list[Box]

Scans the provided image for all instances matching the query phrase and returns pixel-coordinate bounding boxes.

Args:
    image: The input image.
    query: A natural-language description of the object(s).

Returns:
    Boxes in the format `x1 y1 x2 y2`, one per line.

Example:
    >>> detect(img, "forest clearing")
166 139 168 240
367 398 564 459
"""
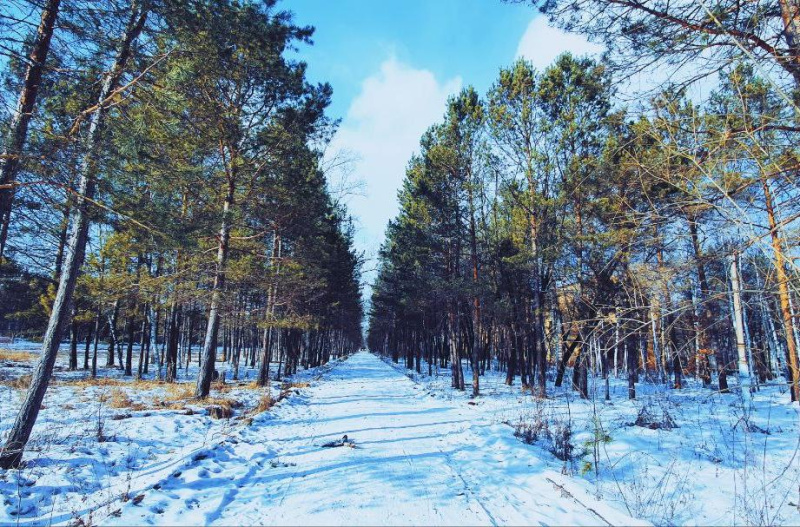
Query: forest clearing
2 0 800 525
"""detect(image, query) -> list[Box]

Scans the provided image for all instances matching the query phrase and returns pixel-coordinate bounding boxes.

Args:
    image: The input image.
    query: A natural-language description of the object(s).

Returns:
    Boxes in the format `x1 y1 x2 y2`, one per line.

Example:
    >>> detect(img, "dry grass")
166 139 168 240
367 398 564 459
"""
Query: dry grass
0 373 32 389
63 377 127 388
152 383 195 410
61 377 194 396
61 377 197 412
153 400 189 411
212 380 233 393
269 381 310 404
205 397 242 419
207 405 232 419
0 349 38 362
282 381 310 390
204 396 242 409
211 378 269 393
102 388 147 411
161 383 195 400
255 394 275 413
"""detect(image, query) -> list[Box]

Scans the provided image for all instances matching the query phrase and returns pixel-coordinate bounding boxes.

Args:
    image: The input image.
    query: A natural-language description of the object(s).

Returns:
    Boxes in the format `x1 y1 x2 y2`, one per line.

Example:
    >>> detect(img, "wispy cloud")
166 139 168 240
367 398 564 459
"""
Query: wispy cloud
328 57 461 276
515 16 603 71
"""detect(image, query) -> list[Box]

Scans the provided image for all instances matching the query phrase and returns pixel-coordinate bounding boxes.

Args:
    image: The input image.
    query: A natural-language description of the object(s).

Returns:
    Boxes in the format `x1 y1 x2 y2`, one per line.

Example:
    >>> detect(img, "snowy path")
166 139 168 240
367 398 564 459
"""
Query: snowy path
105 352 645 526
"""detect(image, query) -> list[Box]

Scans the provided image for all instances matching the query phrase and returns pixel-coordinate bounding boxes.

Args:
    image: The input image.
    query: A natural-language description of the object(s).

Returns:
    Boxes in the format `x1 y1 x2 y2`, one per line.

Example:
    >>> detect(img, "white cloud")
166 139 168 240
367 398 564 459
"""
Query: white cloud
328 57 462 274
515 16 720 104
515 16 604 71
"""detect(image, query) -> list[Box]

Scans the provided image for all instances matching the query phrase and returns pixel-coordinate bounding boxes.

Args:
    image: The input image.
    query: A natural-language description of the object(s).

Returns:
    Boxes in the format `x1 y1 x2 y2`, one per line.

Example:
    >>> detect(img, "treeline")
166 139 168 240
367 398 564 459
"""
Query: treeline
367 52 800 404
0 0 362 468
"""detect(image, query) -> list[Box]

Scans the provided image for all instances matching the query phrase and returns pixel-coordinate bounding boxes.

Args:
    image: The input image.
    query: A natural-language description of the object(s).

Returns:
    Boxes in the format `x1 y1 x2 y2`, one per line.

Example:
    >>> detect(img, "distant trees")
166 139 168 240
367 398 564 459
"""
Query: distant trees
368 52 800 406
0 0 362 469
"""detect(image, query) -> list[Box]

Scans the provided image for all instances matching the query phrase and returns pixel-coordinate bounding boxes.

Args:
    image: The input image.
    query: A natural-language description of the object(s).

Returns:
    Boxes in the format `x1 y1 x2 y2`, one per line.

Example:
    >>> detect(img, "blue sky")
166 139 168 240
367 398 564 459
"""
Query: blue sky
285 0 533 119
281 0 603 285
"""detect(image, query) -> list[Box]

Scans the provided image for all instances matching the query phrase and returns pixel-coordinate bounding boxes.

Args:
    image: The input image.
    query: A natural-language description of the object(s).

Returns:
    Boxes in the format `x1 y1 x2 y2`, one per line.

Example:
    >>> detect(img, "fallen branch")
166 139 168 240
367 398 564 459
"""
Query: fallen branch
546 477 612 527
321 435 356 448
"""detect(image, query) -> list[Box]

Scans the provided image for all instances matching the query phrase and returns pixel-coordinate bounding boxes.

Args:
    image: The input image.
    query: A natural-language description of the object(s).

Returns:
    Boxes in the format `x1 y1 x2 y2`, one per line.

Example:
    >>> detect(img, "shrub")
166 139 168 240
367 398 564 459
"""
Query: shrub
513 404 575 461
634 402 678 430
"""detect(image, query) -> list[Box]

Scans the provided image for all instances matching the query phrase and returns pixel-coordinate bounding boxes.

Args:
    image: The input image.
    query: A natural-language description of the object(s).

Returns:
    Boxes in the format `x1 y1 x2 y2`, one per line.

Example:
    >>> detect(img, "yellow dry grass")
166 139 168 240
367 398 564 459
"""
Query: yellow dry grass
160 383 195 400
60 377 197 412
280 381 310 390
151 383 195 410
204 396 242 410
0 349 38 362
0 373 32 389
63 377 127 388
212 380 233 393
204 396 244 419
61 377 191 394
103 388 147 411
254 394 275 413
109 388 131 408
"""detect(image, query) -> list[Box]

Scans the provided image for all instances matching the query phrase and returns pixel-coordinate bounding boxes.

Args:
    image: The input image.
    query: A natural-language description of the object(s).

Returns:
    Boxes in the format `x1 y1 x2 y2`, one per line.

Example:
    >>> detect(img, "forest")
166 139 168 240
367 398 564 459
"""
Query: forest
0 0 363 470
1 0 799 525
368 5 800 406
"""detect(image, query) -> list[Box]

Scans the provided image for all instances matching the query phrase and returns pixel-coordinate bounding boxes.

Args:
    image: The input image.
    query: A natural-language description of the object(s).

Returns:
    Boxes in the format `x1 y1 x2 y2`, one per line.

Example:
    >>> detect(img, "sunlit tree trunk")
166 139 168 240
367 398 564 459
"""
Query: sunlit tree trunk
687 217 728 392
196 174 235 398
729 252 752 404
761 177 800 402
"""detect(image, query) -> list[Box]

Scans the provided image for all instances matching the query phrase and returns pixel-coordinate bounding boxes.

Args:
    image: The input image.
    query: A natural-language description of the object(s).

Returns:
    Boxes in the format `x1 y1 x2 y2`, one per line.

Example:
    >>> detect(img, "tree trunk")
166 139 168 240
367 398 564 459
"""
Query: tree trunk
137 308 148 379
124 311 135 376
506 325 517 386
0 0 61 258
729 252 752 404
54 205 70 279
257 233 281 387
92 307 103 379
83 323 92 370
107 300 119 367
468 184 481 397
69 308 78 371
0 0 148 469
761 177 800 402
184 312 193 375
627 333 637 399
91 311 101 379
196 175 235 398
687 217 727 392
534 287 547 398
166 304 181 382
150 304 161 379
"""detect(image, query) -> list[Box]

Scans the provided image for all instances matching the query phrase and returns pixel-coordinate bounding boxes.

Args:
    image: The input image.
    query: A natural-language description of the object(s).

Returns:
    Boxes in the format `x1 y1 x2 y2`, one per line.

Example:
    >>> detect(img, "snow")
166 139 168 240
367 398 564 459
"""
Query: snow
104 351 644 526
1 346 799 526
381 356 800 526
0 342 328 526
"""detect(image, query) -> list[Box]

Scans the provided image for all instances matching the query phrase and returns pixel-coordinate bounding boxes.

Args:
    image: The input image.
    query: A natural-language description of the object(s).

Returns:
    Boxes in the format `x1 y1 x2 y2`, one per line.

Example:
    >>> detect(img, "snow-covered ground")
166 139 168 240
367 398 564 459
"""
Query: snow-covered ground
0 342 333 526
382 356 800 526
1 345 799 526
104 351 644 526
